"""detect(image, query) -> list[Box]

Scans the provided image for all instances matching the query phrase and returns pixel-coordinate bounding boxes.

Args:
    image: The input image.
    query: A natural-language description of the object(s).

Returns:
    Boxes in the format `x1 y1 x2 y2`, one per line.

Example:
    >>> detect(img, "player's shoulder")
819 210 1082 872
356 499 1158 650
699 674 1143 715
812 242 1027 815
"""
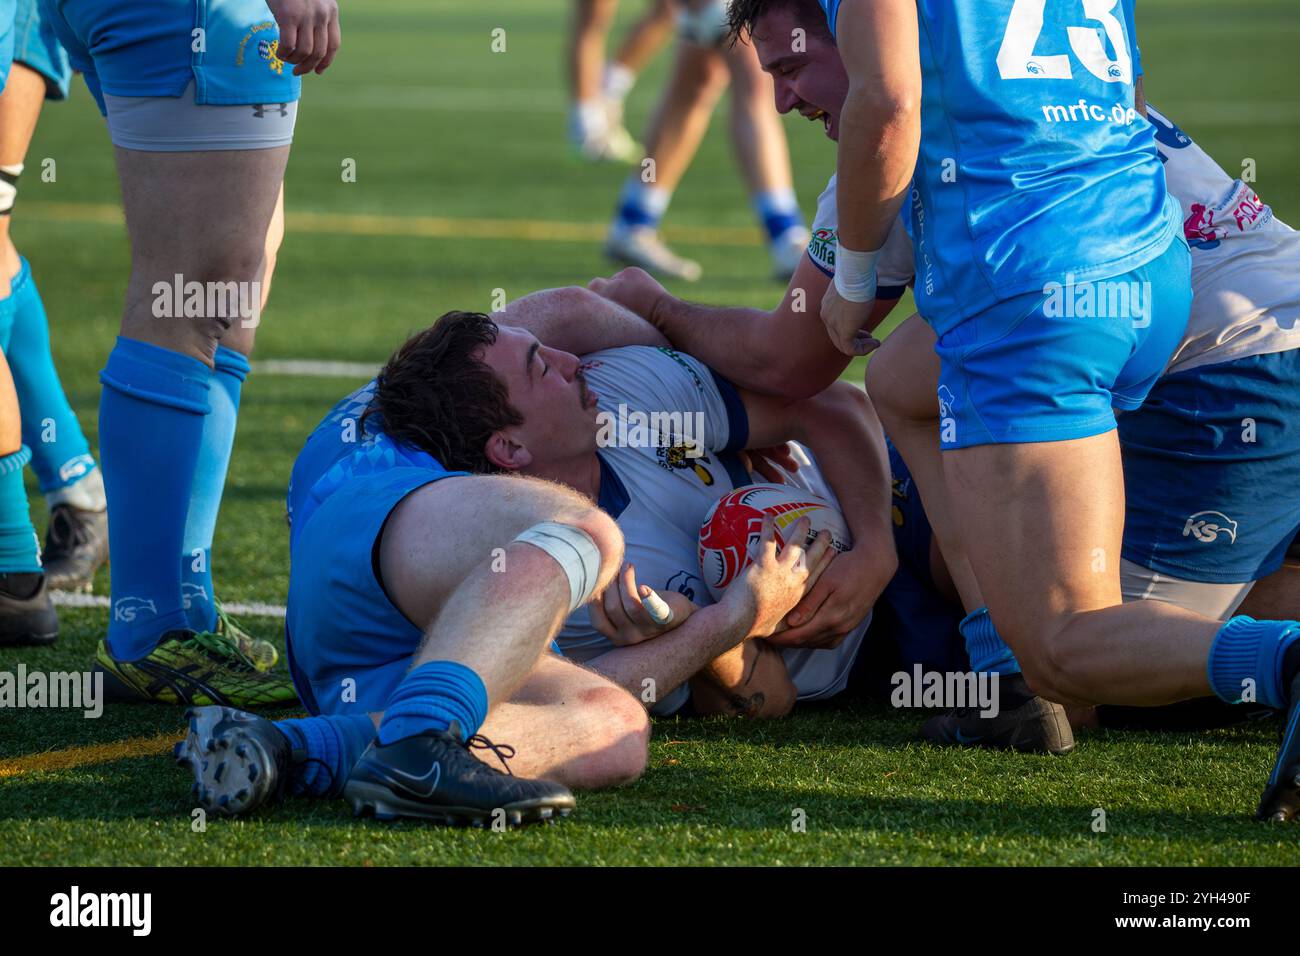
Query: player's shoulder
582 345 714 391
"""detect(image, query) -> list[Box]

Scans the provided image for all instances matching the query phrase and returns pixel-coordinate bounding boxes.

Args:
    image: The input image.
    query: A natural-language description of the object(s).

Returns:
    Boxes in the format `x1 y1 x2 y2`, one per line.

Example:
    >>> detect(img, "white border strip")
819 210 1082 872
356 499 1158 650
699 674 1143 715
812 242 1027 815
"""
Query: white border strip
51 591 287 620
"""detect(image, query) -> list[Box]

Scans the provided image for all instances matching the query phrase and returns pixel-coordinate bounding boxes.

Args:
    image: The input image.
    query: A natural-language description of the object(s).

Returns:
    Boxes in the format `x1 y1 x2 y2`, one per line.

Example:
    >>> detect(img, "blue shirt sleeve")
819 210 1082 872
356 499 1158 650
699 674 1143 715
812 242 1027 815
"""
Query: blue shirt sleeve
819 0 841 38
1122 0 1143 77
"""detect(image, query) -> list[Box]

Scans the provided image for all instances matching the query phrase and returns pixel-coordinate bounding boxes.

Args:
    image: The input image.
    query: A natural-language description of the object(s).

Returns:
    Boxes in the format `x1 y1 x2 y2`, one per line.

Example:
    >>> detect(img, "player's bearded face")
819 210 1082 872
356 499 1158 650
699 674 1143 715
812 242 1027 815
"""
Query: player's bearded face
753 12 850 141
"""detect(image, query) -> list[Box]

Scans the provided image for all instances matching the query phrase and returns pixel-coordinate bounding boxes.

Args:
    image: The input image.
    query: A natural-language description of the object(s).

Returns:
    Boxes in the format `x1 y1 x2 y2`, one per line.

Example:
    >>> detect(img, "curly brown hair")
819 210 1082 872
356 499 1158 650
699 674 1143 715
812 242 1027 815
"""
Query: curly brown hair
726 0 832 45
365 311 523 474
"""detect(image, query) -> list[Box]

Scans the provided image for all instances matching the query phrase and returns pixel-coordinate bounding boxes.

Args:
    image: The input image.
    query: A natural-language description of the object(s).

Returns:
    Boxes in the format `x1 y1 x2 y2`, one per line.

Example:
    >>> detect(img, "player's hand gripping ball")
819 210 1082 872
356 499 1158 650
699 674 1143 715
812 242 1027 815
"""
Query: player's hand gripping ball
698 484 853 601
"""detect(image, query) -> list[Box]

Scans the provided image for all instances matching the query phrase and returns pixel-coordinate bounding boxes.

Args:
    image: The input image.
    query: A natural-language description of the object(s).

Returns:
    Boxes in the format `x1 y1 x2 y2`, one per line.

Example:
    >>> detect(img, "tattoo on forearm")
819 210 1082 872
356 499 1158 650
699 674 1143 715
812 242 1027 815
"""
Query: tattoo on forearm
726 691 765 718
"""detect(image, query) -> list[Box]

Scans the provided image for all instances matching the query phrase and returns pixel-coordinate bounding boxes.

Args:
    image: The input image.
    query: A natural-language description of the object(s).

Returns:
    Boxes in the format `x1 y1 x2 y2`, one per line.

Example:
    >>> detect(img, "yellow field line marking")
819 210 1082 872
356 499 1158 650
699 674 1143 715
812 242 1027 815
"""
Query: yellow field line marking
20 201 766 247
0 731 176 779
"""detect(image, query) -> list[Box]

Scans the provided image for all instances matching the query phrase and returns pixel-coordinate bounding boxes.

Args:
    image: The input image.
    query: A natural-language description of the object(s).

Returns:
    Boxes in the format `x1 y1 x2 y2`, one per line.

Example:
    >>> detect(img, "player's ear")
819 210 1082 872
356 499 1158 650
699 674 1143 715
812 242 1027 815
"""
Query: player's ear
485 430 532 471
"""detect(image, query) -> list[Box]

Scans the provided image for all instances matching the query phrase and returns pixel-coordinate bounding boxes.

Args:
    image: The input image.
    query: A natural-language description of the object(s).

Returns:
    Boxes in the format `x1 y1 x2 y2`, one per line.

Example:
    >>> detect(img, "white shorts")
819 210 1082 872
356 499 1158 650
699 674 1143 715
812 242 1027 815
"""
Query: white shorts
1120 558 1255 620
103 80 297 152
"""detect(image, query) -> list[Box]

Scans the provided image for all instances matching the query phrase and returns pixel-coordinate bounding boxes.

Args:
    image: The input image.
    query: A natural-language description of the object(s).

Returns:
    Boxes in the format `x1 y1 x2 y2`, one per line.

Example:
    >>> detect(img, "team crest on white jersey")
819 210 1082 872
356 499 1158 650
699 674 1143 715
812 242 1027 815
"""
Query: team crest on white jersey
1182 511 1238 544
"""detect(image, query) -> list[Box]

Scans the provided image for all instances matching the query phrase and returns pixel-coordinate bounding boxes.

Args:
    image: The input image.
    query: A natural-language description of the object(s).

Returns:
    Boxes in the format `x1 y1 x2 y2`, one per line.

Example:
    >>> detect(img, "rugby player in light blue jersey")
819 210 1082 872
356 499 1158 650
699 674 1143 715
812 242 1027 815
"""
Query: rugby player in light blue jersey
0 0 62 648
176 286 842 824
593 0 1300 819
0 0 113 650
40 0 339 706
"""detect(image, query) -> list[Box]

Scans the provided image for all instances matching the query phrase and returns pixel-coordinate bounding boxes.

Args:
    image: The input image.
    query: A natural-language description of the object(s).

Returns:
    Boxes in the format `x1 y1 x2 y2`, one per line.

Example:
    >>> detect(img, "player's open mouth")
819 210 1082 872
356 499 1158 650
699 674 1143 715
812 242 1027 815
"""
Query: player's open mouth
806 109 826 124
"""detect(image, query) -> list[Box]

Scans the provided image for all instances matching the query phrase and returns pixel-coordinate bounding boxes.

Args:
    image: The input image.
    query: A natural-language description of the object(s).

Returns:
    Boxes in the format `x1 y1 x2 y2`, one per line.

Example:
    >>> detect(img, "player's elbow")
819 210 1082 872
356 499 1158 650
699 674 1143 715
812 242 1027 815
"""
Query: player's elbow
847 81 919 130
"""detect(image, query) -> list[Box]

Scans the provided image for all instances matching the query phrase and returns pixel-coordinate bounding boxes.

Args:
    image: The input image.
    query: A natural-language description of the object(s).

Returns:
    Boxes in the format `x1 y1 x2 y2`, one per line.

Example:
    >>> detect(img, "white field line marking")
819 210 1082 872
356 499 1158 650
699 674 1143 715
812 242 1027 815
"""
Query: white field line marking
254 358 378 378
51 591 287 619
20 201 767 247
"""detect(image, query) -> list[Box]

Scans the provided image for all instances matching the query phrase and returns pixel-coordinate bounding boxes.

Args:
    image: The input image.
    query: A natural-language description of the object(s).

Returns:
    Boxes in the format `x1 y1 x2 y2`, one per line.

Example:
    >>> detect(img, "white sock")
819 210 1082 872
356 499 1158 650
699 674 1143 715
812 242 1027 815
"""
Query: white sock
602 62 636 102
47 466 106 513
569 100 609 142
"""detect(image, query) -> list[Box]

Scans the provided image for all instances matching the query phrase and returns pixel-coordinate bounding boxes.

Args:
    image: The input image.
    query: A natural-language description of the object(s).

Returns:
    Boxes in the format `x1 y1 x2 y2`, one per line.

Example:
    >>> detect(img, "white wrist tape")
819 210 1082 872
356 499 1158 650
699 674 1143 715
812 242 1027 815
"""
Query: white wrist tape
833 242 881 302
641 588 675 626
515 521 603 613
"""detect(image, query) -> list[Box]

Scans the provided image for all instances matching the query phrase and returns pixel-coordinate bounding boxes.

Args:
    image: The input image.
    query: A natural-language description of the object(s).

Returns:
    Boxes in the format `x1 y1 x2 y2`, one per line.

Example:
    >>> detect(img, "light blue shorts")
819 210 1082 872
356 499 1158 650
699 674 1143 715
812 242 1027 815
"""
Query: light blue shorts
15 0 67 99
41 0 300 113
934 237 1192 449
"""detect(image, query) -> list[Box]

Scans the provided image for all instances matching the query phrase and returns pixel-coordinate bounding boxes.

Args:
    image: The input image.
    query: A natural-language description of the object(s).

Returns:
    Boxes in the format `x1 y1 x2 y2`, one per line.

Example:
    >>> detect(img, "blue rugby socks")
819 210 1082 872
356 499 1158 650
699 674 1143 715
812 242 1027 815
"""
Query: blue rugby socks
377 660 490 745
963 607 1022 676
613 179 671 234
753 187 804 244
5 258 99 503
100 337 211 661
0 446 41 574
277 713 375 797
182 346 249 633
1208 616 1300 711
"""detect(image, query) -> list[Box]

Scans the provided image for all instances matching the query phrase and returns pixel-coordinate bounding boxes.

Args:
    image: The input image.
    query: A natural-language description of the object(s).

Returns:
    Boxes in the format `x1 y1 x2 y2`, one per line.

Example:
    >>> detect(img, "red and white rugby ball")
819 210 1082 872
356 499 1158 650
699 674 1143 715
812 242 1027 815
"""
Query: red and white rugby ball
698 483 852 601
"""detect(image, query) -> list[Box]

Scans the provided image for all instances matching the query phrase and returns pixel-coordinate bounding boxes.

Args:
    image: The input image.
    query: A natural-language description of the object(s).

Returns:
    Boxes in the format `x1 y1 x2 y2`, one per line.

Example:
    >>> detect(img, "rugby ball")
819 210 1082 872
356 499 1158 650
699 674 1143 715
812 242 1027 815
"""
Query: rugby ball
698 484 853 601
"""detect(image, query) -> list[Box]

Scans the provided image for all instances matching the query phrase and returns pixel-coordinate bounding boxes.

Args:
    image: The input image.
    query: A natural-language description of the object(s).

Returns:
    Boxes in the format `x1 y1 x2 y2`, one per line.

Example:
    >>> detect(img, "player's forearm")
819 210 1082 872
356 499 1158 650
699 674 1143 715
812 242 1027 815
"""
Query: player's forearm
835 87 918 254
586 602 753 709
652 290 851 400
792 385 898 598
501 285 670 354
690 639 797 719
649 295 781 389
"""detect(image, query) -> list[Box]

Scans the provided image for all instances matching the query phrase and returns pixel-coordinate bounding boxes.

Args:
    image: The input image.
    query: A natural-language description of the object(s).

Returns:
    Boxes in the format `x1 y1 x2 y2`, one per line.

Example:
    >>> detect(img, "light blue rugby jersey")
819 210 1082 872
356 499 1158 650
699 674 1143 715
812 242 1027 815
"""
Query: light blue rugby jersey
820 0 1178 333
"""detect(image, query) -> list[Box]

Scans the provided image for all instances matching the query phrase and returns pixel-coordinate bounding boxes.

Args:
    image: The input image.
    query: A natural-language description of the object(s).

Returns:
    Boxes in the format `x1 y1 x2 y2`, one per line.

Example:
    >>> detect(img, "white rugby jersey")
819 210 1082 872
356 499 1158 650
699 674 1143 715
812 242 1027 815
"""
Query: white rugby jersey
558 346 869 715
808 108 1300 374
1147 104 1300 373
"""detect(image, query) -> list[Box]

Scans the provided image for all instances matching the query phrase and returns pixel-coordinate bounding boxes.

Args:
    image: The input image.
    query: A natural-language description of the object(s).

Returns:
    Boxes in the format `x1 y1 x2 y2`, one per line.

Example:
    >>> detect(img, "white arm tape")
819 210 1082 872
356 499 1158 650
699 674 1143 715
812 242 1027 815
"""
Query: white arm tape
833 242 881 302
514 521 603 614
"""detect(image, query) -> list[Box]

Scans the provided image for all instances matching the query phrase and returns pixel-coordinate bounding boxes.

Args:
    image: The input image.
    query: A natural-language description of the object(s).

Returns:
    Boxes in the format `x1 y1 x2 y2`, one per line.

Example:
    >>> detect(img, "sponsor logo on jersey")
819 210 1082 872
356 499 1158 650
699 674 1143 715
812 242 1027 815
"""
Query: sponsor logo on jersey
1183 182 1272 251
807 227 836 270
1182 511 1238 544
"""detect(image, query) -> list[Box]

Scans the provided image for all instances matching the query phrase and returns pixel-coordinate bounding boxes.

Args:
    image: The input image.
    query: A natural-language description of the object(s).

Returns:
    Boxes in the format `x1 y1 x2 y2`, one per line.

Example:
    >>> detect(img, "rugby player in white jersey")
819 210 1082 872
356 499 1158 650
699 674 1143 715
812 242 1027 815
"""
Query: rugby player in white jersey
589 4 1300 816
175 285 890 819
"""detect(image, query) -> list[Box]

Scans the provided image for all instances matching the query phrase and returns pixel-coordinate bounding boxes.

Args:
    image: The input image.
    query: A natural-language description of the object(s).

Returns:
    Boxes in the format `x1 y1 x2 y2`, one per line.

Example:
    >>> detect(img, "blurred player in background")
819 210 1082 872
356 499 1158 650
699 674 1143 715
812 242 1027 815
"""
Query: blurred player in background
568 0 677 162
0 0 114 650
42 0 339 707
605 0 808 282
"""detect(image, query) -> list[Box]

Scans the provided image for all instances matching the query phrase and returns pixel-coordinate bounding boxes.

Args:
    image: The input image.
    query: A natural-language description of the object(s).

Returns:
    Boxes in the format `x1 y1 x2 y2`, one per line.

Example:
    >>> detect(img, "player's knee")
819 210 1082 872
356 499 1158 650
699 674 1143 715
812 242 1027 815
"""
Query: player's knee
1017 630 1081 706
582 685 650 787
566 505 625 587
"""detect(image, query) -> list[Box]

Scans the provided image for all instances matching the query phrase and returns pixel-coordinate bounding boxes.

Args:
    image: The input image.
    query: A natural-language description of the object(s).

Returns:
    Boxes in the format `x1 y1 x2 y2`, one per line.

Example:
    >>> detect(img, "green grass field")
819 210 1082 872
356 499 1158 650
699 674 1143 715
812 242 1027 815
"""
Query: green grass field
2 0 1300 866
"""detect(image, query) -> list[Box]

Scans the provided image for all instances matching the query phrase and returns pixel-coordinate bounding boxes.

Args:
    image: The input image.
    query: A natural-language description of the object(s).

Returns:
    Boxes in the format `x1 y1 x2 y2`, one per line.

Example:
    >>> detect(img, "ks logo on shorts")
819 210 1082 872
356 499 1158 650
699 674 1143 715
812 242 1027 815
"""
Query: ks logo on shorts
1182 511 1238 544
937 385 956 420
